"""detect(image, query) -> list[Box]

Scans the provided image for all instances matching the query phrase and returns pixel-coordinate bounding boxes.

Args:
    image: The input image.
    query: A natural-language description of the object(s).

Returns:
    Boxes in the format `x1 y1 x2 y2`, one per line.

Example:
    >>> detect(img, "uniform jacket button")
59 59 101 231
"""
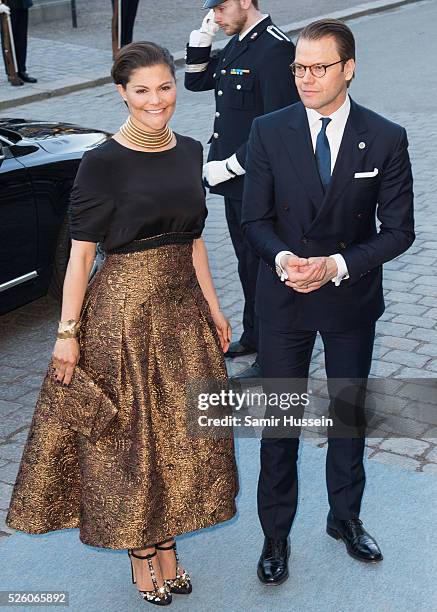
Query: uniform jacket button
339 241 347 249
221 69 226 75
236 84 242 90
357 212 363 219
215 111 220 118
218 90 223 96
213 73 216 78
213 132 219 139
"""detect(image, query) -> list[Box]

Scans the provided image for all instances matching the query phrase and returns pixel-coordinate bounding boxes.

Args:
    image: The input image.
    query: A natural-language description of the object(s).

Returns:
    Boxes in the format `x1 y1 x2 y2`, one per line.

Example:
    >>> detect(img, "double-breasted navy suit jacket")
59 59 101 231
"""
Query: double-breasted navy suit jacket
241 98 415 332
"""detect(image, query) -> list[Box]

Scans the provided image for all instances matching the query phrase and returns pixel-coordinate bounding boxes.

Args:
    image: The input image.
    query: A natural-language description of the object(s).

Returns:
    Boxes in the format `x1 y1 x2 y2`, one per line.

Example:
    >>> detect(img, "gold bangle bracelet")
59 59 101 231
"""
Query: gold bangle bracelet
57 319 80 339
57 330 79 340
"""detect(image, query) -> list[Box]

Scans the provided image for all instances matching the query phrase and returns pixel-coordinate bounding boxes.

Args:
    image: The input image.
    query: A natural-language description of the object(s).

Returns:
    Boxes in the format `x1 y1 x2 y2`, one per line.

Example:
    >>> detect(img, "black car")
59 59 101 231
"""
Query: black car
0 118 111 315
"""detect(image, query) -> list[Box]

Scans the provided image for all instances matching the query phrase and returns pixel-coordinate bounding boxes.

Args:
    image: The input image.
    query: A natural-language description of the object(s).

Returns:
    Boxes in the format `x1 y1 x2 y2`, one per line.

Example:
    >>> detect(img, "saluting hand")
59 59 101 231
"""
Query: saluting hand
200 9 220 37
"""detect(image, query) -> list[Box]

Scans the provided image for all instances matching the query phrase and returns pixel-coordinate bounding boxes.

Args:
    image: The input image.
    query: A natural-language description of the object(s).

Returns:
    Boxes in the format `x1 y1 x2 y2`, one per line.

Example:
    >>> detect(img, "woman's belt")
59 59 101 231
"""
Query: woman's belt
106 231 200 254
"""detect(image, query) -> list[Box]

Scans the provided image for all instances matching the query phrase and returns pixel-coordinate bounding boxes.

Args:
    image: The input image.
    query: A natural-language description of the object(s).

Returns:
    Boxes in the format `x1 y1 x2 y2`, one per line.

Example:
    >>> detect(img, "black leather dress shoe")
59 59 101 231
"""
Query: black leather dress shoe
257 537 290 585
17 72 37 83
225 340 256 359
326 511 383 563
230 360 261 380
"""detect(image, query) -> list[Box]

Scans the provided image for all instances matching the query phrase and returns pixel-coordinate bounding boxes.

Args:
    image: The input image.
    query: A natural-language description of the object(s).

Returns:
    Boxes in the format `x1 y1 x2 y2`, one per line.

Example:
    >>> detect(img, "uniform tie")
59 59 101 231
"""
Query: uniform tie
315 117 332 190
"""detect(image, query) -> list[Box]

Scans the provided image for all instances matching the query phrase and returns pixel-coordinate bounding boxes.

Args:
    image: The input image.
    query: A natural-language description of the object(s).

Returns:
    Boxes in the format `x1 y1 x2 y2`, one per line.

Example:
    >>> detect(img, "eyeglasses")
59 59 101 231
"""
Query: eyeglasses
290 59 344 78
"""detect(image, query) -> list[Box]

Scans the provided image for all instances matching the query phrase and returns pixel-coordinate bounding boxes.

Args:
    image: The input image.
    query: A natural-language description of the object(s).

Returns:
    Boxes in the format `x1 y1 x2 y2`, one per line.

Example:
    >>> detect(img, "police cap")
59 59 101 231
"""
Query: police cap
202 0 226 8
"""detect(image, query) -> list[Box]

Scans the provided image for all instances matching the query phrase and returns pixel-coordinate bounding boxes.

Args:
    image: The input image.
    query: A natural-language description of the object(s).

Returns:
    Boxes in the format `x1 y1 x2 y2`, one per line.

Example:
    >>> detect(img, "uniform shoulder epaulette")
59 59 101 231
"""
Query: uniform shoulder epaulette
266 25 291 43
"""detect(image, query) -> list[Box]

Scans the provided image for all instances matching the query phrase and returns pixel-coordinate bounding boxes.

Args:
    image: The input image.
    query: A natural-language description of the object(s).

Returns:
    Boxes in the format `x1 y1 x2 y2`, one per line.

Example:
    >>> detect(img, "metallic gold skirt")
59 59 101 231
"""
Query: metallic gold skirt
6 242 239 549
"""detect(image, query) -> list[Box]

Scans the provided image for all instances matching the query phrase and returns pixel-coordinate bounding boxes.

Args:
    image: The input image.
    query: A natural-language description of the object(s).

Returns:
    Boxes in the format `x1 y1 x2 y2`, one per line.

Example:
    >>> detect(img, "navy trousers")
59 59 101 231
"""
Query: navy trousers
257 318 375 538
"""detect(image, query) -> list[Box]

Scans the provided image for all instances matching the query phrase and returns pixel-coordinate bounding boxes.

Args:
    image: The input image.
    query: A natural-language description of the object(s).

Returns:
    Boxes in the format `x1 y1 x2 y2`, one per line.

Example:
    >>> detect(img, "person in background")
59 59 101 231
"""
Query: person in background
111 0 139 47
185 0 299 379
0 0 37 85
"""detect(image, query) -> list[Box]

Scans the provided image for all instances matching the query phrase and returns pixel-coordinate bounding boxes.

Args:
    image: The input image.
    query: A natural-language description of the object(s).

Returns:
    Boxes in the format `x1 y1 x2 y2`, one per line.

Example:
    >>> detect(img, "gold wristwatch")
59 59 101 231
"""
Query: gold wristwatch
57 319 80 339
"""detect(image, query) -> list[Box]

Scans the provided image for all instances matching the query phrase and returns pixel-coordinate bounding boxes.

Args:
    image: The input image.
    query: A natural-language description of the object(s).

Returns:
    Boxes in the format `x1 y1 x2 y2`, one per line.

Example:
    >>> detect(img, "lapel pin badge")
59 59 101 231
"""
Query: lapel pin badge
358 141 366 150
250 32 258 39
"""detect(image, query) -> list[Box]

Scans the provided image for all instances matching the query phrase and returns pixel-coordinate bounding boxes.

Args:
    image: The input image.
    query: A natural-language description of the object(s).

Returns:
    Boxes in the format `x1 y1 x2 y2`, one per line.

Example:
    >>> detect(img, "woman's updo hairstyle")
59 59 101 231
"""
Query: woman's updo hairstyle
111 41 176 88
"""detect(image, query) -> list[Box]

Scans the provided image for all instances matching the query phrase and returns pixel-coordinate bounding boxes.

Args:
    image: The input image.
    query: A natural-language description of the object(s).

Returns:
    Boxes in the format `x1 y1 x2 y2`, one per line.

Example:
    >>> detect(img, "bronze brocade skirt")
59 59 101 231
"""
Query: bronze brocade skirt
6 241 239 549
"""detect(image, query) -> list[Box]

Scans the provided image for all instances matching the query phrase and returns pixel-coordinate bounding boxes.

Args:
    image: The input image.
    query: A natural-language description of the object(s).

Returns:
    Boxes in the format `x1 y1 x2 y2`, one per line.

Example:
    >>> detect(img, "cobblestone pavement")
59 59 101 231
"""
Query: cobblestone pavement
1 0 436 539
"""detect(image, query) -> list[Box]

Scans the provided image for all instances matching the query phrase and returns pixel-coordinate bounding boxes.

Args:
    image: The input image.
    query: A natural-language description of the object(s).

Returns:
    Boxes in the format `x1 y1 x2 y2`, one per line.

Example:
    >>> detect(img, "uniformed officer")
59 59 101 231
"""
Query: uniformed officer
111 0 139 47
0 0 37 85
185 0 299 378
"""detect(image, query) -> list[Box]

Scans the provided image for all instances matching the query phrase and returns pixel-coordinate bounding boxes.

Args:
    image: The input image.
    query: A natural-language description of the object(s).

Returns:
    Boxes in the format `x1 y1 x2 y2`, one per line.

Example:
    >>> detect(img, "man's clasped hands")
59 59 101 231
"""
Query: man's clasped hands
281 254 339 293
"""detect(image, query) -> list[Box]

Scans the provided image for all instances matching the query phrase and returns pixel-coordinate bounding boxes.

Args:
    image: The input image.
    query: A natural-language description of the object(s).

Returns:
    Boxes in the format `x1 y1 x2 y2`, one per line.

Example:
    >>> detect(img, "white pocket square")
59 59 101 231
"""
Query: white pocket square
354 168 379 178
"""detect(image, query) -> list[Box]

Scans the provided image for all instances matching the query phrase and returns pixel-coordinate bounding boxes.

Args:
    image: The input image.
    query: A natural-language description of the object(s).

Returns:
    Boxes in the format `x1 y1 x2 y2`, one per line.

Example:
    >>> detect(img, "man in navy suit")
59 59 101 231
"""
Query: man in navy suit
241 19 415 584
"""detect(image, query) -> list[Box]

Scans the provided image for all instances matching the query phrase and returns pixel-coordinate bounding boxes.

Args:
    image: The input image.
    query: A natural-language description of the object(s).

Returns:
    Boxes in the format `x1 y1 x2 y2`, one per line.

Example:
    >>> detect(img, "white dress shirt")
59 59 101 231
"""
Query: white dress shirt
306 94 350 173
276 95 351 286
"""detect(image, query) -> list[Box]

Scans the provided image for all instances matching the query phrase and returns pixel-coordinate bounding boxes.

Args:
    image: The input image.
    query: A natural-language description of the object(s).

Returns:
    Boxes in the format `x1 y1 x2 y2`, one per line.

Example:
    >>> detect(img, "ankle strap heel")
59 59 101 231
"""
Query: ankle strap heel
127 549 172 606
156 540 192 595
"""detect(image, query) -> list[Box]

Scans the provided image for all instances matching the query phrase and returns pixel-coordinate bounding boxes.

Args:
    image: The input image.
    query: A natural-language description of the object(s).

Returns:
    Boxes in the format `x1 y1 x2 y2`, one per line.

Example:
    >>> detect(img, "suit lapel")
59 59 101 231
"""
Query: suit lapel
281 103 325 209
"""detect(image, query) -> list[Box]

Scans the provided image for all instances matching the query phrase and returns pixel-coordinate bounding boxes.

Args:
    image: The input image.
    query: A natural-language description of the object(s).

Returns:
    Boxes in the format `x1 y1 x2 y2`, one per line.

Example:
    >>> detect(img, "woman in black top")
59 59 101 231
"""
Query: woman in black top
6 42 238 606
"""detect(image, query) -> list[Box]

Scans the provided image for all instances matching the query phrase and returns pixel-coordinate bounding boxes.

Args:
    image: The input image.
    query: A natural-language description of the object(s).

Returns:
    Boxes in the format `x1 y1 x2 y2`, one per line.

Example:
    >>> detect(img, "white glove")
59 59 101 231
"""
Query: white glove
189 9 219 47
200 9 220 36
203 155 245 187
0 4 11 15
203 160 233 187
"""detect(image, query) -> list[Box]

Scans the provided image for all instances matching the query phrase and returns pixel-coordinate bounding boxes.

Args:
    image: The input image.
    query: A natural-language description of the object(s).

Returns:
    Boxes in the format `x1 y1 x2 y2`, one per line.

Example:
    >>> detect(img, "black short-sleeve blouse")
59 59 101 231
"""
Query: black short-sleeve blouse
69 133 207 252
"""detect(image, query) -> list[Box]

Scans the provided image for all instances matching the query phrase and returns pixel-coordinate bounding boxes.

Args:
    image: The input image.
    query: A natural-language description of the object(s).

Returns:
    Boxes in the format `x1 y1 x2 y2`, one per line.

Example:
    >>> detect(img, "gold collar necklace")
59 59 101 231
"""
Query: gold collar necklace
119 116 174 150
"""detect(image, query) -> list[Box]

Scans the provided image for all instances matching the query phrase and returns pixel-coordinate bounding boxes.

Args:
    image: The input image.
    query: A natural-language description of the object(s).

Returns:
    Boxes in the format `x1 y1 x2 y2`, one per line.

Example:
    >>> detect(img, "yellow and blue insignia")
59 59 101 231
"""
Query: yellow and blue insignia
230 68 251 75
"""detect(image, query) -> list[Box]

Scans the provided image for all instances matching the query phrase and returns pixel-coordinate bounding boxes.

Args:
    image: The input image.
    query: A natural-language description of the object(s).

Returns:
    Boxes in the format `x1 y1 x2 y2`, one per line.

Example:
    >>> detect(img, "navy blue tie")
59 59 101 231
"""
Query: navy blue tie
315 117 332 190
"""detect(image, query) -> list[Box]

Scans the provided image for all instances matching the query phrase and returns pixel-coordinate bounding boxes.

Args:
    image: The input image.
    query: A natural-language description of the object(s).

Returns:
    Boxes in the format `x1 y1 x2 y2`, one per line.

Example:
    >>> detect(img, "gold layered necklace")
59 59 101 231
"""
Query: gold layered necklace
119 115 174 150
